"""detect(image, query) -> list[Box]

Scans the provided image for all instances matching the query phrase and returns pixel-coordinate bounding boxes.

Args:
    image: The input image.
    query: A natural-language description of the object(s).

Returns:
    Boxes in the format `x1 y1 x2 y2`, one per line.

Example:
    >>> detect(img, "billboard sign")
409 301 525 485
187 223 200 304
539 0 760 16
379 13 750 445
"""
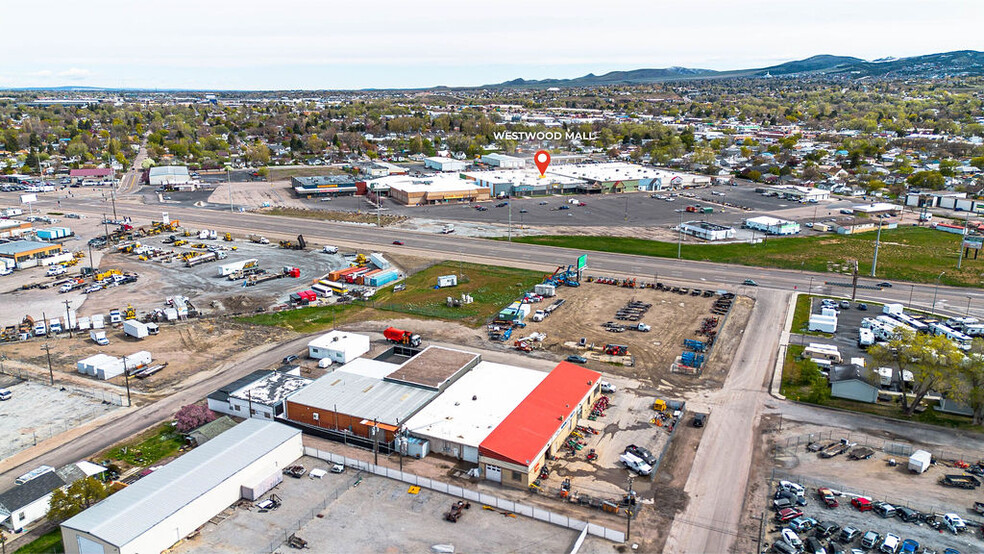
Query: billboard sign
576 254 587 269
963 236 983 250
20 193 37 204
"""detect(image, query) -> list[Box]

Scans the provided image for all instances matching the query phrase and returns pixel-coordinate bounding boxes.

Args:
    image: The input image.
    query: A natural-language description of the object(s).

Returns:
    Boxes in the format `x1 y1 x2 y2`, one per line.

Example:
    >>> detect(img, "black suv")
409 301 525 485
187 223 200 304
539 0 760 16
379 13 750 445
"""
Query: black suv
624 445 657 466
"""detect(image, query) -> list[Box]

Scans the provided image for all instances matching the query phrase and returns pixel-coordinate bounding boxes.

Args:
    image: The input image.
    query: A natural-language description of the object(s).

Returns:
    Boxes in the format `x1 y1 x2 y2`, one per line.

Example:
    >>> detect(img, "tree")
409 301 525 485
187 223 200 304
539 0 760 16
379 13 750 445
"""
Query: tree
906 170 945 190
174 403 216 432
956 338 984 425
870 330 963 416
245 142 271 165
47 477 109 522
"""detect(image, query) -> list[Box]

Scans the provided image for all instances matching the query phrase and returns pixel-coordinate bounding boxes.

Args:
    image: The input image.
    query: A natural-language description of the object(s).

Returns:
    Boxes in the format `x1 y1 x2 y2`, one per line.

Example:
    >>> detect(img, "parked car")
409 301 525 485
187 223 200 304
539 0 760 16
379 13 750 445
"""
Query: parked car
900 539 918 554
778 481 805 495
495 202 509 207
840 526 861 542
692 413 708 427
839 300 851 309
851 497 872 512
805 536 826 554
857 302 868 311
392 240 404 245
0 389 11 401
788 516 818 532
0 267 13 276
815 521 841 539
879 533 900 553
282 354 299 365
781 529 803 551
624 445 656 466
565 355 587 364
942 513 966 534
818 487 839 508
895 506 919 522
775 490 807 506
860 531 880 549
872 501 896 518
776 508 803 522
330 463 345 473
599 381 616 393
774 497 795 511
772 540 797 554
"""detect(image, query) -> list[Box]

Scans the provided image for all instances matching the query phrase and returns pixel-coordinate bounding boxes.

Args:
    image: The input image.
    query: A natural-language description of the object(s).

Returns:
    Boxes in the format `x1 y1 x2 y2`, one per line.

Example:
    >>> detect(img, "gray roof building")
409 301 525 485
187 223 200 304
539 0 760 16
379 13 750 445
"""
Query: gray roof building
286 371 436 427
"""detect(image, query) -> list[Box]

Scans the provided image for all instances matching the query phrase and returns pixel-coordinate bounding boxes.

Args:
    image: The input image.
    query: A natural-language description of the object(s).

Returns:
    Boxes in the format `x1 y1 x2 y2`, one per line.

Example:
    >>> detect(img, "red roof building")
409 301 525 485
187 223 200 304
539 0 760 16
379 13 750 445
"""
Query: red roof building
479 362 601 487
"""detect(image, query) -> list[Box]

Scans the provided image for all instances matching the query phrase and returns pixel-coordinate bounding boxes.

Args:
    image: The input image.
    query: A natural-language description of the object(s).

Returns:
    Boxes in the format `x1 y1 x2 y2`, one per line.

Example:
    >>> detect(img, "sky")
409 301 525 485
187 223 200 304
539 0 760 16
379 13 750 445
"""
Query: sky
3 0 983 90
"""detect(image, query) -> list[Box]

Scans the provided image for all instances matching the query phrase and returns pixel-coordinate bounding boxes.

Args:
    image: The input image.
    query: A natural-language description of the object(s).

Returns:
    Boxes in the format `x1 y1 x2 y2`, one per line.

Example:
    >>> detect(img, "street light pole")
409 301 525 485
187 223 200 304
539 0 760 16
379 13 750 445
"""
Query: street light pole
967 296 973 317
908 284 915 308
871 221 882 277
677 211 683 259
932 271 945 315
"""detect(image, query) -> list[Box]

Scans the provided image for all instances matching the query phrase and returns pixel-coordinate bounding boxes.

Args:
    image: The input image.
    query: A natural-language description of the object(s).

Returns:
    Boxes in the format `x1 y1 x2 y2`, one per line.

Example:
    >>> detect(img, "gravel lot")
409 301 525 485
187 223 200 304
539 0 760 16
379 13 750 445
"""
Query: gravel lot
0 379 119 460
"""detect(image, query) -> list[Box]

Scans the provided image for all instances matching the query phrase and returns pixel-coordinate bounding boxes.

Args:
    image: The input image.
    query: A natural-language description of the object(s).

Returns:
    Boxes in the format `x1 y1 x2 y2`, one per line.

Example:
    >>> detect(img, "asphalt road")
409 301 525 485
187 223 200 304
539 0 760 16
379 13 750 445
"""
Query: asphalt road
0 335 313 489
664 288 791 553
30 196 984 320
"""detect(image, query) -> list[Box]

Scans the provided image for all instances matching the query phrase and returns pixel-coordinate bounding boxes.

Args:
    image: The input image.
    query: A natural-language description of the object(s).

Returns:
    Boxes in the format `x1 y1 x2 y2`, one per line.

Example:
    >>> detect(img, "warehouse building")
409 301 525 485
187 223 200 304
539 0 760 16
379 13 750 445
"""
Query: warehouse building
0 219 31 238
463 169 584 197
307 331 371 364
423 156 468 172
744 216 801 235
385 174 490 206
284 346 479 444
404 361 548 463
60 420 302 554
481 153 525 169
550 162 670 193
207 371 311 420
479 362 602 489
0 240 63 269
678 221 736 241
766 184 830 202
147 166 192 186
291 175 360 197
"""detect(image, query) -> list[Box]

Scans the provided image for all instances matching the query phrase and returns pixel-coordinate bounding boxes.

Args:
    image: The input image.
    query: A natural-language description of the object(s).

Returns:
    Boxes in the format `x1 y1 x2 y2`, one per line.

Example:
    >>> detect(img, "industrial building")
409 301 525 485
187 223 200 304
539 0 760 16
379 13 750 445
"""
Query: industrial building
0 240 63 269
404 361 548 463
851 202 902 215
550 162 672 193
423 156 468 172
307 331 371 364
291 175 360 197
207 370 311 420
147 166 192 187
479 362 602 488
383 174 490 206
765 185 830 201
744 216 801 235
0 219 31 238
60 420 303 554
284 346 479 443
481 153 525 169
678 221 736 241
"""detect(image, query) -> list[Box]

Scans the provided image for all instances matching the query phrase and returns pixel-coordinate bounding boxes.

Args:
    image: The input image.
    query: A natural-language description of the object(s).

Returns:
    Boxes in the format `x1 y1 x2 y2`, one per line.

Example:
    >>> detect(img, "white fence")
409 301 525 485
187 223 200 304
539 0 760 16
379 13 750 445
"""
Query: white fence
304 446 626 543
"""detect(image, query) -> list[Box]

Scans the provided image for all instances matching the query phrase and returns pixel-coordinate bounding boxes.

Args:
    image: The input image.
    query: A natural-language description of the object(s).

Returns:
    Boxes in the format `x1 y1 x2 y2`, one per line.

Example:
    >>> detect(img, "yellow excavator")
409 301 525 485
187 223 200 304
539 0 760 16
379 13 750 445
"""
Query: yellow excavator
123 304 136 320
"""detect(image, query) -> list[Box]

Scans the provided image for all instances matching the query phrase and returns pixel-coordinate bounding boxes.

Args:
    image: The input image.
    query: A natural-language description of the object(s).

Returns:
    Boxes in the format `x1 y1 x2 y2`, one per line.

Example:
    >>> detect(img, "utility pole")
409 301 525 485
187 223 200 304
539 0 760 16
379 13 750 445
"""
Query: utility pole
228 167 233 213
623 196 628 222
122 357 131 407
103 213 110 245
372 418 379 466
932 271 946 315
625 474 634 541
908 284 915 307
967 295 973 317
41 342 54 385
958 211 971 270
110 187 118 221
508 201 512 242
63 299 73 338
871 221 882 277
677 211 683 259
850 259 859 301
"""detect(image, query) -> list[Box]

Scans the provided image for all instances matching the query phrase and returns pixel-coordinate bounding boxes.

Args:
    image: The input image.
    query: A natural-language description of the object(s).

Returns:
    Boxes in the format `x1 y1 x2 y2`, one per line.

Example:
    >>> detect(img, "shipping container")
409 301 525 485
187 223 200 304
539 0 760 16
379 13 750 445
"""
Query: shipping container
365 269 398 287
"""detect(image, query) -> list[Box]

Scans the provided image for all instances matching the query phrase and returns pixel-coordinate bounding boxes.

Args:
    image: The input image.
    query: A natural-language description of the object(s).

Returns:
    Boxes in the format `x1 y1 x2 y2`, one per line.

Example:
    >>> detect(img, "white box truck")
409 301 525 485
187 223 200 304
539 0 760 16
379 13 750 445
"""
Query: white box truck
90 330 109 346
123 320 149 339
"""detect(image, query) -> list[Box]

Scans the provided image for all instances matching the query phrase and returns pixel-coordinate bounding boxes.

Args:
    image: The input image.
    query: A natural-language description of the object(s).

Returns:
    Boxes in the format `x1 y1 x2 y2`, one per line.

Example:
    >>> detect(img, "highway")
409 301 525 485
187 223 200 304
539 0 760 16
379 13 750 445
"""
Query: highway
36 195 984 319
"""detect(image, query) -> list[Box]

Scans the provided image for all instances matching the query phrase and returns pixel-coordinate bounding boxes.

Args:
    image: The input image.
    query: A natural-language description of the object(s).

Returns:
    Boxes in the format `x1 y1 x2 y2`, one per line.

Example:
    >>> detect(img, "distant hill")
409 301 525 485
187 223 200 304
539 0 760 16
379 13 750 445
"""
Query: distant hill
484 50 984 88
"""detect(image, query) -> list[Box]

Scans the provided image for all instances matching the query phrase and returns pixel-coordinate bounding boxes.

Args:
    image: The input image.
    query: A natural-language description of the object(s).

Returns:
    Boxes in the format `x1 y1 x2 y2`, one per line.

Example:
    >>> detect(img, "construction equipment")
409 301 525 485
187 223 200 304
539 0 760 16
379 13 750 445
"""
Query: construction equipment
384 327 421 347
287 534 308 549
279 235 307 250
354 253 369 266
653 399 667 412
223 232 233 241
444 500 470 523
604 344 628 356
123 304 136 320
95 269 122 281
248 234 270 244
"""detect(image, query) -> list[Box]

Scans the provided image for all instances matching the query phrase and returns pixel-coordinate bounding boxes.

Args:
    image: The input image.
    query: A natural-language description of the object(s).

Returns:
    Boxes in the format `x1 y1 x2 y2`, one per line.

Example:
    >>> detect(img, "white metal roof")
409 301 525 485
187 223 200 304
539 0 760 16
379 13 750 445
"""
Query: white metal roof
333 358 396 380
229 371 312 405
286 371 435 426
61 420 301 548
745 215 794 225
307 330 368 352
386 174 483 193
549 162 670 182
404 361 547 448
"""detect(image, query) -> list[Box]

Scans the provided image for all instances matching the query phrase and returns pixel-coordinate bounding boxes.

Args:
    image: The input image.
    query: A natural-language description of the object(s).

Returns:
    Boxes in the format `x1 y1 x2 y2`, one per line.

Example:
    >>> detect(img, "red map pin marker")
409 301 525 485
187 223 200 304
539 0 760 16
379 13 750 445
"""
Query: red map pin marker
534 150 551 177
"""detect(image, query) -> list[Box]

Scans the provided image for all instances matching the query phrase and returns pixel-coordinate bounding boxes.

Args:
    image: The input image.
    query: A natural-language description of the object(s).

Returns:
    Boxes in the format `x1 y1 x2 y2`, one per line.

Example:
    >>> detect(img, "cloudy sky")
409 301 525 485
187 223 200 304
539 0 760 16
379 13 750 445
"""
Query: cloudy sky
3 0 982 90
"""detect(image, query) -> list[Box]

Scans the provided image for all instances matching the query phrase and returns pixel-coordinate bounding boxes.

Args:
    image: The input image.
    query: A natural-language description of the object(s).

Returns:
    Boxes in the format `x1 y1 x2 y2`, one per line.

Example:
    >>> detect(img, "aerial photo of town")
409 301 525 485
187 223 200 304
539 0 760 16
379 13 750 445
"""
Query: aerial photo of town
1 1 984 553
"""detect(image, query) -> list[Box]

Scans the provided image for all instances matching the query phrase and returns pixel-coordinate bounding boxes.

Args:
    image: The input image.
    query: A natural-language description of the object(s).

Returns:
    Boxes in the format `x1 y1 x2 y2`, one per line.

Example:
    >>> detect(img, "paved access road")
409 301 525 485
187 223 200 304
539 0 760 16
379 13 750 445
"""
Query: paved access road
39 197 984 320
664 288 792 553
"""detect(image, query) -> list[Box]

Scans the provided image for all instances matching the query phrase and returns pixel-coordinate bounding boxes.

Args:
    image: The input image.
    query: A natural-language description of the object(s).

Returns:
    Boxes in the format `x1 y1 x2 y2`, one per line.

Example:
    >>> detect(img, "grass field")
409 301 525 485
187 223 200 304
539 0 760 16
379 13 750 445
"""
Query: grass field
510 226 983 287
15 528 63 554
259 207 406 227
244 261 545 332
103 424 184 467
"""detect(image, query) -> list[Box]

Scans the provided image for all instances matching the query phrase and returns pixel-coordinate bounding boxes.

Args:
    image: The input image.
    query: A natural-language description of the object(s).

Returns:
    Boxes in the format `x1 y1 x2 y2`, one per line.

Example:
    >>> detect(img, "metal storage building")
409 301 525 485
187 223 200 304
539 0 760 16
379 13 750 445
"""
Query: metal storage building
480 154 525 169
307 331 371 364
404 361 548 463
423 156 468 172
744 216 801 235
60 420 302 554
678 221 736 241
0 240 63 269
147 166 191 186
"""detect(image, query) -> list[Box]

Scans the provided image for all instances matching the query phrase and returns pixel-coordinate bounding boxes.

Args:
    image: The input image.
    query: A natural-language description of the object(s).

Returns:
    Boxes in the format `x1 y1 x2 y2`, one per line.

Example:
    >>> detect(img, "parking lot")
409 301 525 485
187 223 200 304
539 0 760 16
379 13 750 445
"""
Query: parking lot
174 455 609 554
796 295 880 370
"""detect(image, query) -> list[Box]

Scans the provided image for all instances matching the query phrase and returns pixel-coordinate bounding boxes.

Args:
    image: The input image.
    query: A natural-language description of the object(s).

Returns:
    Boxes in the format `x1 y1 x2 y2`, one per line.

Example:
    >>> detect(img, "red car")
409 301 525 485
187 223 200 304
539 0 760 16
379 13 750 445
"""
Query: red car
776 508 803 522
392 240 404 245
818 487 839 508
851 497 872 512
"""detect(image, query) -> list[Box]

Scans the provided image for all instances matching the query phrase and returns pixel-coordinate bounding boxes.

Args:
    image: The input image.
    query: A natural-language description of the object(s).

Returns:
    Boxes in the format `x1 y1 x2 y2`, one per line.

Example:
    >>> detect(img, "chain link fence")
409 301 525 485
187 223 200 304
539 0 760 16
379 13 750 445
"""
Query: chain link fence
774 430 982 465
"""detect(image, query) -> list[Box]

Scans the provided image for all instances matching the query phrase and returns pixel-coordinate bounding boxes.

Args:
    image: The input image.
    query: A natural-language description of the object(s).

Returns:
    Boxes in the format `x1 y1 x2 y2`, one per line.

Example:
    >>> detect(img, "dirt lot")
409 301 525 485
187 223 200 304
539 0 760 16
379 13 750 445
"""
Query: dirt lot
0 319 293 396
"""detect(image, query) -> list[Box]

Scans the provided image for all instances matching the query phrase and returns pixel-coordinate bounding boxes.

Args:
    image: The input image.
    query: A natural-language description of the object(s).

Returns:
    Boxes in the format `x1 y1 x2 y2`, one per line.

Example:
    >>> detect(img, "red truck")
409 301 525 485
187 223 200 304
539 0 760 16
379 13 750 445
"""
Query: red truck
384 327 421 347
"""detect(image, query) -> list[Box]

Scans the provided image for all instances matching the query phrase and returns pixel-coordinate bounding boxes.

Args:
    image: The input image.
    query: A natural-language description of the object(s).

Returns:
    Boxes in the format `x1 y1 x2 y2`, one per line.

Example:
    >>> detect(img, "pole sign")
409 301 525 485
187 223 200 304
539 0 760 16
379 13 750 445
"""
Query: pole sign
577 255 587 269
963 236 983 251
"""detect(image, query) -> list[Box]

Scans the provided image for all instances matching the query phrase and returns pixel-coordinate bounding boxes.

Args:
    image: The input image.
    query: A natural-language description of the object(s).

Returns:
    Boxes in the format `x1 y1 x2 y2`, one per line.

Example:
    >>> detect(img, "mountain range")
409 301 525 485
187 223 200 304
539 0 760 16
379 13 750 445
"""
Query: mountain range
485 50 984 88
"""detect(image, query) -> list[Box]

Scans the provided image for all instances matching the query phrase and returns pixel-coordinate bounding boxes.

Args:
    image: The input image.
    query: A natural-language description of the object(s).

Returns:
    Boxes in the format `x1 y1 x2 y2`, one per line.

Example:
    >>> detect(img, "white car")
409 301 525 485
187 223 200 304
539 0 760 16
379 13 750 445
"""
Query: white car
781 529 803 551
599 381 616 393
943 513 966 534
879 533 900 553
46 266 66 276
0 267 12 276
330 463 345 473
